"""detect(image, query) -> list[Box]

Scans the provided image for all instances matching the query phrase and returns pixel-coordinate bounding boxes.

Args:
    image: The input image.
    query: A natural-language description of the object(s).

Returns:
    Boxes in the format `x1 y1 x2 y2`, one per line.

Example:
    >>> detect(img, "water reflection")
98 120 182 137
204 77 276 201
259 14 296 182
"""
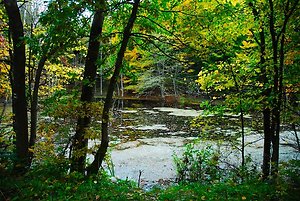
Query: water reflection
111 107 199 141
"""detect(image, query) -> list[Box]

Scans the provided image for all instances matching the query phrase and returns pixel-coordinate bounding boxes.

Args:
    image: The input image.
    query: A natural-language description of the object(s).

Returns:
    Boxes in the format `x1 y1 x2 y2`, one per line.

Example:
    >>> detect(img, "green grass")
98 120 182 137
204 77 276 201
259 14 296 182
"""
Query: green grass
157 181 277 201
1 170 151 201
1 161 299 201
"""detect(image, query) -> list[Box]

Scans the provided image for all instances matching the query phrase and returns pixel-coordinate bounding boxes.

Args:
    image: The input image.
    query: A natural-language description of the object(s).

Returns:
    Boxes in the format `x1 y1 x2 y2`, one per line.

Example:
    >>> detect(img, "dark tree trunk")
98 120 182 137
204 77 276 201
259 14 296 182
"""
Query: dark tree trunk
29 56 47 152
249 2 274 179
4 0 29 172
268 0 281 175
262 108 271 178
259 25 272 180
87 0 140 175
259 28 272 179
268 0 299 175
29 46 60 161
240 101 245 167
70 3 105 173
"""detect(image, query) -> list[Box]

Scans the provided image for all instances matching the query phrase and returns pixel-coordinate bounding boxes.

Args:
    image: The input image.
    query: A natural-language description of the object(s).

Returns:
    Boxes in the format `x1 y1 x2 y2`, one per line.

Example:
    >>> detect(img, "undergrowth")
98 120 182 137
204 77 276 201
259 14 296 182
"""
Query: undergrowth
1 159 299 200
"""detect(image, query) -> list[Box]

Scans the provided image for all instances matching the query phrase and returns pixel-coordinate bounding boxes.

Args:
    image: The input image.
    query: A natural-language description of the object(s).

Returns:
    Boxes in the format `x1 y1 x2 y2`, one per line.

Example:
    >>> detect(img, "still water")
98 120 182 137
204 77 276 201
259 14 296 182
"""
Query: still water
87 106 299 189
2 101 298 188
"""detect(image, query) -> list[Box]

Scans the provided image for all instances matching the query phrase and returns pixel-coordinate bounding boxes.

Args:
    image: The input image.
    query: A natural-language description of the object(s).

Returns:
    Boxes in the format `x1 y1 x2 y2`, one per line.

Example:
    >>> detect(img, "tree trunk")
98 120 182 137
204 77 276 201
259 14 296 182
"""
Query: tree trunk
87 0 140 175
249 0 299 179
268 0 281 175
292 123 300 152
259 23 272 180
268 0 299 175
70 3 105 173
28 44 61 159
259 28 272 179
240 100 245 167
4 0 29 173
248 3 272 178
29 56 47 152
271 7 288 174
229 65 245 167
262 108 271 178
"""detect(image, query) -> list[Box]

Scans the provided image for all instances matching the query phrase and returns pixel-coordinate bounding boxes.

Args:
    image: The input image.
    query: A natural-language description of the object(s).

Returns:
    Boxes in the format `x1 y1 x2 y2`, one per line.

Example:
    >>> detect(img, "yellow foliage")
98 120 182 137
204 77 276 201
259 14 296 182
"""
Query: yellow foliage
40 63 83 95
182 0 192 8
111 33 119 45
230 0 242 6
32 26 46 36
125 47 139 61
0 34 11 99
124 47 154 74
196 64 235 92
241 40 257 49
199 1 216 10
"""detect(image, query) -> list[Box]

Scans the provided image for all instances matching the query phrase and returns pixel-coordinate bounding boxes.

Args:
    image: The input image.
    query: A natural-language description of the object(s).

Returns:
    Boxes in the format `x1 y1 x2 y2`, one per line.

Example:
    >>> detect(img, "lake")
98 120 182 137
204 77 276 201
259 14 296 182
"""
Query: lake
87 105 299 189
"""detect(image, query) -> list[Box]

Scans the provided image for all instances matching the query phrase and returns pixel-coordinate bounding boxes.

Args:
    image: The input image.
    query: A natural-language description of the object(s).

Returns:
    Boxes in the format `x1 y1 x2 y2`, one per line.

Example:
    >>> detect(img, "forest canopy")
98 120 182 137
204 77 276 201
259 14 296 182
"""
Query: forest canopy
0 0 299 200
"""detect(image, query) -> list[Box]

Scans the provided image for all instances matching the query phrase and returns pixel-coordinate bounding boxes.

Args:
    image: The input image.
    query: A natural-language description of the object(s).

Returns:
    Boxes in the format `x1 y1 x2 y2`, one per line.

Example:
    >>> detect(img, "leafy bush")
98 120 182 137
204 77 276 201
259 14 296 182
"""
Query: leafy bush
0 163 150 201
277 160 300 201
173 140 260 185
173 143 220 183
0 113 15 172
1 159 299 200
37 89 104 163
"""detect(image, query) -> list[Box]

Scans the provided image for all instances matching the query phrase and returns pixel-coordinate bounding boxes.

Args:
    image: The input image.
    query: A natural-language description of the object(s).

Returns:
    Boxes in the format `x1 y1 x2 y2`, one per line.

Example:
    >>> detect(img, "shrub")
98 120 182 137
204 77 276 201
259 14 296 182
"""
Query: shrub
173 143 220 183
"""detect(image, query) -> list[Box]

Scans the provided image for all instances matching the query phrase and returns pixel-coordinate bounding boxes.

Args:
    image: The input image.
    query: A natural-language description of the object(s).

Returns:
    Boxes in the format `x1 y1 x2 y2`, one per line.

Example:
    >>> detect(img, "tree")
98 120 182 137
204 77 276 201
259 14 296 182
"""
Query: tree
164 0 299 178
248 0 271 179
248 0 299 177
3 0 29 172
27 0 89 160
70 0 106 173
87 0 140 175
267 0 299 174
2 0 93 171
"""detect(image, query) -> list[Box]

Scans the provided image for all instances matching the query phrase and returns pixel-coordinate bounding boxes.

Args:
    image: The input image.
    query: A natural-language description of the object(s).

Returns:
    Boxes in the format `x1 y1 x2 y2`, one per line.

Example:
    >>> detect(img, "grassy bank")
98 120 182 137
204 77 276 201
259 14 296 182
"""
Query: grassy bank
1 161 299 201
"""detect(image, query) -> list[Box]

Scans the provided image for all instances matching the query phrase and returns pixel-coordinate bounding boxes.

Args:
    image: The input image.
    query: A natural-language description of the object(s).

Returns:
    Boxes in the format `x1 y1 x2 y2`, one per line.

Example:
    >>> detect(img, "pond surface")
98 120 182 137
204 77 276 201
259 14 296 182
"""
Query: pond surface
3 100 299 189
87 106 299 189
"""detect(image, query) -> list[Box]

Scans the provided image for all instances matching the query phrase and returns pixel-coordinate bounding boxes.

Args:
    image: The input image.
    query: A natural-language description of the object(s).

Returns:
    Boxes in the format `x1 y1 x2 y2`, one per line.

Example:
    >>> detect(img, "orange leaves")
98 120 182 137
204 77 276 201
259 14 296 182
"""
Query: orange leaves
0 35 5 47
124 47 153 70
285 50 300 65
